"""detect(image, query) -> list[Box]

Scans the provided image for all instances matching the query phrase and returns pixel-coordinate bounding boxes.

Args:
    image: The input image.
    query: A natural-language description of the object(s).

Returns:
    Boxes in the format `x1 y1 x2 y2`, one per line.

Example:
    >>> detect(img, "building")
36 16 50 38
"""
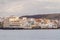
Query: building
3 16 20 28
19 17 36 29
0 17 4 28
38 19 58 28
3 16 59 29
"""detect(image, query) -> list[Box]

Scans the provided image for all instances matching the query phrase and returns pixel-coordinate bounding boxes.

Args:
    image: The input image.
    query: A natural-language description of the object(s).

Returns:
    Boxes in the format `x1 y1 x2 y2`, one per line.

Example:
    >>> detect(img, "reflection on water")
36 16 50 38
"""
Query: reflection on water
0 29 60 40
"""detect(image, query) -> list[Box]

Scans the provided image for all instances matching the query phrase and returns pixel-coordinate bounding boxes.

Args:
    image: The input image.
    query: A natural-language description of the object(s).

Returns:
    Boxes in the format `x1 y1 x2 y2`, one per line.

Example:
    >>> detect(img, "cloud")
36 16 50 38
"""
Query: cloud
0 0 60 17
47 0 60 2
37 0 60 2
5 4 24 13
44 6 60 9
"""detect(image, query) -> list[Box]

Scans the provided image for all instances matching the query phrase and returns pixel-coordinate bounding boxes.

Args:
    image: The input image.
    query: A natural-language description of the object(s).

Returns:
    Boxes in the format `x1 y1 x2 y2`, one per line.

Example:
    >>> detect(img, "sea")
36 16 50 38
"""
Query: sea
0 29 60 40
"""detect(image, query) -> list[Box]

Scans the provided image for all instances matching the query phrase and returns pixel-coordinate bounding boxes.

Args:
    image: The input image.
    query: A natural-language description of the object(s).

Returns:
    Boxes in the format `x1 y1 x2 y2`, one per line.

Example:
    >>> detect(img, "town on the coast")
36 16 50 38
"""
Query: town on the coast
0 14 60 29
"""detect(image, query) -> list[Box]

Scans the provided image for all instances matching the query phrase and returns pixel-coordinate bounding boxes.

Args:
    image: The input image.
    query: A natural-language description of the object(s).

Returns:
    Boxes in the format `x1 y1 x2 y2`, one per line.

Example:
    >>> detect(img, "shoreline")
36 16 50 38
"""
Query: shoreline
0 28 60 30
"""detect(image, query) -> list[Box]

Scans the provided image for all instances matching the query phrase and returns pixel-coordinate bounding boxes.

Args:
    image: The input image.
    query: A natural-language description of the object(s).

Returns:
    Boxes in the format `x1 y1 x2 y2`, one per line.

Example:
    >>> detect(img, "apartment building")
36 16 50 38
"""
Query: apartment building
3 16 59 29
3 16 21 28
19 17 35 28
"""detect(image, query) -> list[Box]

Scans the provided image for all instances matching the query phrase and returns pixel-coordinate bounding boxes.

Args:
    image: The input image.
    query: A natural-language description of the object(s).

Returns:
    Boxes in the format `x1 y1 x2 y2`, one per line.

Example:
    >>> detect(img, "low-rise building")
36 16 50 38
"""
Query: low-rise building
3 16 59 29
0 17 4 28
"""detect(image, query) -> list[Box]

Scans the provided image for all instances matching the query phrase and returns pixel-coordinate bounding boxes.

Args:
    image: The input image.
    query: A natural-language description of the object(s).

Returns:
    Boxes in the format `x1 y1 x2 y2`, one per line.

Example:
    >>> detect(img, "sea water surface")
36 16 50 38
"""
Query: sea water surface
0 29 60 40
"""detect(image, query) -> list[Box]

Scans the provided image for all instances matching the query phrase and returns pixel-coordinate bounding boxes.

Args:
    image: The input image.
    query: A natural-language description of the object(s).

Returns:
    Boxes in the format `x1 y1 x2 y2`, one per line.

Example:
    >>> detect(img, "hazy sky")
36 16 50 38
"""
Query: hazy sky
0 0 60 17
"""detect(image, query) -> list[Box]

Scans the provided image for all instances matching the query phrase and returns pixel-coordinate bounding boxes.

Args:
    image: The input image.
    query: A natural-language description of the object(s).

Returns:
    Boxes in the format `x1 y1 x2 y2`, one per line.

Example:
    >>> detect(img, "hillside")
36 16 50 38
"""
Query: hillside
20 13 60 19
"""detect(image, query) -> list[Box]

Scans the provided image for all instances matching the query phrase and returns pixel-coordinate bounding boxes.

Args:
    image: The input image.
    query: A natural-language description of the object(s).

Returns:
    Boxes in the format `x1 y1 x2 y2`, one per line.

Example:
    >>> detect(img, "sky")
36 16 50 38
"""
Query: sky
0 0 60 17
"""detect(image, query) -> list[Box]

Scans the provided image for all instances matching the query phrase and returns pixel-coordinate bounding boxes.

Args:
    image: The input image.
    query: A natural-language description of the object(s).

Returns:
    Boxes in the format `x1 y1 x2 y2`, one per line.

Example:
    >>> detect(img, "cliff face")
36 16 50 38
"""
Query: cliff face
21 13 60 19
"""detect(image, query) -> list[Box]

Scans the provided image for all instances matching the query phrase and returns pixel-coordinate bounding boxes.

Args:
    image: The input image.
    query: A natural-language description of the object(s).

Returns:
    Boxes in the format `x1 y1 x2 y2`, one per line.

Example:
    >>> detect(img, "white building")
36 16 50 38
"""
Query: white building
3 16 21 28
38 19 58 28
20 17 35 28
3 16 59 29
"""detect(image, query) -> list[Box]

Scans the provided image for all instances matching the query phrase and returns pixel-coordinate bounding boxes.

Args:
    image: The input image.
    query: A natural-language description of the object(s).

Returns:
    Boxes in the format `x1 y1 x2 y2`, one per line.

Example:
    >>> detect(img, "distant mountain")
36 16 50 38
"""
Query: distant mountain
20 13 60 19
